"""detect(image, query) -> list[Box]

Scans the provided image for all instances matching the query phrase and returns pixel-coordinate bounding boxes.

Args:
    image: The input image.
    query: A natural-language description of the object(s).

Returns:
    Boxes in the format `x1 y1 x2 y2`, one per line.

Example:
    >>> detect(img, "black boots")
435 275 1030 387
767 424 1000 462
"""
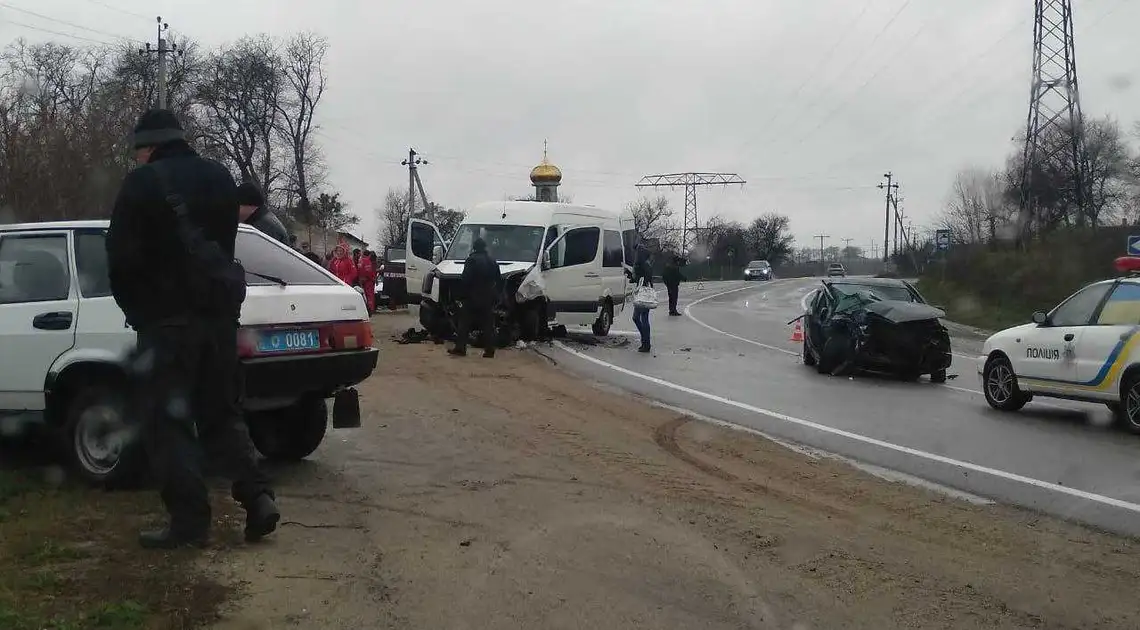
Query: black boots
638 344 651 353
139 492 280 549
244 492 281 542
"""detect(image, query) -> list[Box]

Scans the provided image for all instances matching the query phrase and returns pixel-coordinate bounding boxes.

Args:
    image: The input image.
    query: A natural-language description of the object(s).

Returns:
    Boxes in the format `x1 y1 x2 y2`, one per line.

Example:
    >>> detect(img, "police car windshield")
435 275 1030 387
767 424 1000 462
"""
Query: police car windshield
446 224 546 263
831 282 916 302
236 230 338 286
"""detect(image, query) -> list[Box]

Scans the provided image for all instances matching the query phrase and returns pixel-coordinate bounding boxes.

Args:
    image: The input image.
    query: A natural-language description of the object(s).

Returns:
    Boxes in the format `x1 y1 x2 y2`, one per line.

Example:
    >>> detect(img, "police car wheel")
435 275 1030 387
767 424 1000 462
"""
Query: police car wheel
249 397 329 461
983 356 1028 412
1118 375 1140 434
64 385 146 488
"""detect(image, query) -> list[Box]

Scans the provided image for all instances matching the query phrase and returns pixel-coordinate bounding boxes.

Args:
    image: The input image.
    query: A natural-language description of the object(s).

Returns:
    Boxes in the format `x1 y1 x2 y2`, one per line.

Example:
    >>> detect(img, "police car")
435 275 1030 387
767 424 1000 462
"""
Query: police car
979 257 1140 433
0 221 378 486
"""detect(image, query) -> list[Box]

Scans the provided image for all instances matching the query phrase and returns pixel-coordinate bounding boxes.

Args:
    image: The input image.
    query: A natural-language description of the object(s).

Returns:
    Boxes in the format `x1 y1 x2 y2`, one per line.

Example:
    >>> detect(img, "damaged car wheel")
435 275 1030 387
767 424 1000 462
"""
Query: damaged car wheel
801 339 816 366
930 368 948 384
816 332 850 375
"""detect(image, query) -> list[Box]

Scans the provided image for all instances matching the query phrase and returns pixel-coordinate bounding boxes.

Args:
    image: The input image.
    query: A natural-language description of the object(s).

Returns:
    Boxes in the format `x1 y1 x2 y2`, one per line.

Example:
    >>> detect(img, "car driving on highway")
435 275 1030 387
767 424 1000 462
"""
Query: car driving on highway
801 277 951 382
980 257 1140 433
743 259 772 281
826 262 846 277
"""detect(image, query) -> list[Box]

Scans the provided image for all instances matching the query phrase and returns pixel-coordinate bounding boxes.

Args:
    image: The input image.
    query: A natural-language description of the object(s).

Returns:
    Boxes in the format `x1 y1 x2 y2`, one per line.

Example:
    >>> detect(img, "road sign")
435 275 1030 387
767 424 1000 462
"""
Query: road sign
935 229 951 251
1127 235 1140 256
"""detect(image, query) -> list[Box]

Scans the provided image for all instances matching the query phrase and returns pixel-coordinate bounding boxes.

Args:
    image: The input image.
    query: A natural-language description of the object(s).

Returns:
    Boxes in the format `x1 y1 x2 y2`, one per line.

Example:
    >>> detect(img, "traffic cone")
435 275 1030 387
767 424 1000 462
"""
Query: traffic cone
789 320 804 342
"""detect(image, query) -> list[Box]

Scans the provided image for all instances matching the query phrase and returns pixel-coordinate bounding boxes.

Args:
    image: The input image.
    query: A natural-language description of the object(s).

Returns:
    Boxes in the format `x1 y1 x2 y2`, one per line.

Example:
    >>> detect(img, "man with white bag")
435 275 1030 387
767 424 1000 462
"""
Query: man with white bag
631 246 656 353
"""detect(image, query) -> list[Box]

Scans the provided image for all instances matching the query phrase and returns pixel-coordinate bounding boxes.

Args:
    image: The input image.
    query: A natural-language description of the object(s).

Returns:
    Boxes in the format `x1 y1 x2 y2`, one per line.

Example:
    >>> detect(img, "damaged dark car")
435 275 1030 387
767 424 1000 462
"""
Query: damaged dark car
799 278 951 383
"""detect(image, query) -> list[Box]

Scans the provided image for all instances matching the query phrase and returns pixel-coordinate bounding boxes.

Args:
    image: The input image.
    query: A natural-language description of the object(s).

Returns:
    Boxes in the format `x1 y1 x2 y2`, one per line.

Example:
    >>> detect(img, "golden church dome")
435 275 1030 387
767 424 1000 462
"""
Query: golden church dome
530 160 562 184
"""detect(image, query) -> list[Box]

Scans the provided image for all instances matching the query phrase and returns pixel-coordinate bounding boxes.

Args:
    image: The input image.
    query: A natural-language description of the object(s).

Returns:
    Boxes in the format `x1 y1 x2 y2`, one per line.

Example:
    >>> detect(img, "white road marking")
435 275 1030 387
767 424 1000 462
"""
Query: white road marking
551 341 1140 515
683 283 800 357
645 398 993 505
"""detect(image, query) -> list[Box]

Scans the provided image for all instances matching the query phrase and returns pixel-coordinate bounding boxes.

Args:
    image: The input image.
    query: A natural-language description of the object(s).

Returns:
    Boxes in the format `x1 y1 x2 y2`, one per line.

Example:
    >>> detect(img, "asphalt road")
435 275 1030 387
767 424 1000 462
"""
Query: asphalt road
549 277 1140 536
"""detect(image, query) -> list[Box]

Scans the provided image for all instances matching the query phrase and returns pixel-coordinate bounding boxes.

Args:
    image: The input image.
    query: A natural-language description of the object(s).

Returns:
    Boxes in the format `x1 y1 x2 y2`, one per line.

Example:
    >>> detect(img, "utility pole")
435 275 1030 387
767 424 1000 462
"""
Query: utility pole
814 234 830 274
841 237 853 260
635 172 746 254
139 17 180 109
877 172 898 262
402 148 430 219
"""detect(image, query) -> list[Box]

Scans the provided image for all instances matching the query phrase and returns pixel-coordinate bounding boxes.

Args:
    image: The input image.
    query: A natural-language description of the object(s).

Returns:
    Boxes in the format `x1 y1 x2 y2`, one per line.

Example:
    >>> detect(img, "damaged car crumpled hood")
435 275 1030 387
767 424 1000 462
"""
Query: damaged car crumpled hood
862 300 945 323
435 260 534 277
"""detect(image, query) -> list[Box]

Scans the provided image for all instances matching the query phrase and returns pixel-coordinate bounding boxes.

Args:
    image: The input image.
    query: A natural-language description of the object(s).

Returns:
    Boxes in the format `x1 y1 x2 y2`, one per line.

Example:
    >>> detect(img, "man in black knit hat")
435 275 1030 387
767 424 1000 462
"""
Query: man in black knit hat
236 181 290 245
106 109 279 549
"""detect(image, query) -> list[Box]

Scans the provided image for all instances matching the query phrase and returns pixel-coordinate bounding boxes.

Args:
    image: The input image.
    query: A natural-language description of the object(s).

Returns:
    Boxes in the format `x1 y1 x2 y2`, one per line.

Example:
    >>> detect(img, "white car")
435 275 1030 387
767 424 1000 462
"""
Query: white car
979 264 1140 433
0 221 379 485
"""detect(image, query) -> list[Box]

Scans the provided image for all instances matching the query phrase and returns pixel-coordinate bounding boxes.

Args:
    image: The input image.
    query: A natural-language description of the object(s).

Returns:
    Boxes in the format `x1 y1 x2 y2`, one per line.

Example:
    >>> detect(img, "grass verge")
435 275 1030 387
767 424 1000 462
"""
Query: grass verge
916 277 1035 331
0 466 240 630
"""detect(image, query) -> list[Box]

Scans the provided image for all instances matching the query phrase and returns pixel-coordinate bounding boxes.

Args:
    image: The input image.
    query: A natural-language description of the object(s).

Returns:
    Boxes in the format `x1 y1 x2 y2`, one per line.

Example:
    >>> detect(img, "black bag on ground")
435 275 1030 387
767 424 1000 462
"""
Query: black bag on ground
150 162 247 316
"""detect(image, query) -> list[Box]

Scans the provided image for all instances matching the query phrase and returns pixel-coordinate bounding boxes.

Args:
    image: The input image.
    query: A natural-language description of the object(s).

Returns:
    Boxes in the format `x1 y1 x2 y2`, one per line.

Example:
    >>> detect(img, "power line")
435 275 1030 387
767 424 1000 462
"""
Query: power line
0 2 135 41
737 0 873 154
763 0 1127 183
754 0 916 154
81 0 151 21
2 17 116 45
768 0 944 158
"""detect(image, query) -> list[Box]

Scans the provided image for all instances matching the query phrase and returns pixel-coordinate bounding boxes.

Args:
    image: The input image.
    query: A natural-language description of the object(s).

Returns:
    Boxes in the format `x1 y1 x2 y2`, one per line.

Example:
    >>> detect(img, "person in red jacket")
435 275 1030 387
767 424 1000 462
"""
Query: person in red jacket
329 244 357 286
357 248 377 314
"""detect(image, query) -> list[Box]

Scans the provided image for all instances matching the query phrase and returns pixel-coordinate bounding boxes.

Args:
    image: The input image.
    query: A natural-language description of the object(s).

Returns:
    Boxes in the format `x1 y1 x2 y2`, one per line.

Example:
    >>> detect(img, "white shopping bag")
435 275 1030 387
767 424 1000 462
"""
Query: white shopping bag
633 282 658 309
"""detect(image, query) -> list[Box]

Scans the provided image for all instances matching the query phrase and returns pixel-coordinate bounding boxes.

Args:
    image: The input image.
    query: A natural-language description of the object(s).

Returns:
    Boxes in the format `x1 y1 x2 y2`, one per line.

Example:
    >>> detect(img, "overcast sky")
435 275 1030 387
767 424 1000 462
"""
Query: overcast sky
3 0 1138 253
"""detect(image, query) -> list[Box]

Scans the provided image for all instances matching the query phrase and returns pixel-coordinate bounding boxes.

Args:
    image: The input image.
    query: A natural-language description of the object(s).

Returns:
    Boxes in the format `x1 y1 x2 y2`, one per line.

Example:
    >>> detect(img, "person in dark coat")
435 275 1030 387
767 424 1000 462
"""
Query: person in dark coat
106 109 278 549
299 241 323 266
662 255 686 316
450 237 501 358
632 246 654 353
236 182 289 245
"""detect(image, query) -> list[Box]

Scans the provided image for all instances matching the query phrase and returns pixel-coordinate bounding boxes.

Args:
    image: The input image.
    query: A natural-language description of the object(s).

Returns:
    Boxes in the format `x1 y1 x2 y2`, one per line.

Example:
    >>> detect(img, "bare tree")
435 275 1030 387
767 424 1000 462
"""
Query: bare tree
939 168 1014 244
743 213 794 265
626 195 676 249
275 33 328 226
196 36 284 195
378 188 411 249
1083 116 1134 227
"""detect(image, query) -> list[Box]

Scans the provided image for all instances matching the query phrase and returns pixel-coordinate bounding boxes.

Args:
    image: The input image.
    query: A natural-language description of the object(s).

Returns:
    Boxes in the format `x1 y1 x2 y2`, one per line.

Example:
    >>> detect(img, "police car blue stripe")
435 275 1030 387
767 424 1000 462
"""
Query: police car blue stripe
1021 326 1140 388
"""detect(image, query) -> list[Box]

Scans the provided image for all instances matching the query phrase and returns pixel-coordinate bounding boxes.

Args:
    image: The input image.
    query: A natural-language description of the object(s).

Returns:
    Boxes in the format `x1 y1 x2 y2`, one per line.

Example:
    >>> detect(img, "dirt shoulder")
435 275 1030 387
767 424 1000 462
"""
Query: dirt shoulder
212 314 1140 629
0 464 237 629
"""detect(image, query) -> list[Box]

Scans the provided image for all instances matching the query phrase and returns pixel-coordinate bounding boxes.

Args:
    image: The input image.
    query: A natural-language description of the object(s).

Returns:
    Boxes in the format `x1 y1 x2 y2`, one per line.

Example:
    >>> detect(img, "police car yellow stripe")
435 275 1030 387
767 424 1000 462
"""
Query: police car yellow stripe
1020 326 1140 392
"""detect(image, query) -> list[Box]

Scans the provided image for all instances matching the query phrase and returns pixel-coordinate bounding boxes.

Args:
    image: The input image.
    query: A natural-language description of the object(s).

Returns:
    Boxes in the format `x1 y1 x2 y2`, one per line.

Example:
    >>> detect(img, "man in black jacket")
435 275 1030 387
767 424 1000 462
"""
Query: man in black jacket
237 182 290 245
662 255 686 316
106 109 279 549
450 238 501 358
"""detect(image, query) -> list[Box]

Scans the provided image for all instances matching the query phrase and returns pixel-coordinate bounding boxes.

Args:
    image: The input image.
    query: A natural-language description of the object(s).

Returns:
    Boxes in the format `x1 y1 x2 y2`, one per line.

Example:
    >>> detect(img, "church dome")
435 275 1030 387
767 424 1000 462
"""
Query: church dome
530 158 562 185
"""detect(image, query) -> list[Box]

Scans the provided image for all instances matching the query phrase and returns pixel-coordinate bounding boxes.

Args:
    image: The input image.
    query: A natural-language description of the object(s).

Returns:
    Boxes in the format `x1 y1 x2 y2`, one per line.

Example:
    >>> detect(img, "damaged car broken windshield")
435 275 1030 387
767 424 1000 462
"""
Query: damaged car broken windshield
830 281 918 303
446 224 546 263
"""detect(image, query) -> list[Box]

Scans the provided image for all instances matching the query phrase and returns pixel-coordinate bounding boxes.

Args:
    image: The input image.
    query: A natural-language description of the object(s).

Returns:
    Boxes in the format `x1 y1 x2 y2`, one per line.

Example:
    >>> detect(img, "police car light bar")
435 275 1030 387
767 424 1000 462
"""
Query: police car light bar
1114 256 1140 275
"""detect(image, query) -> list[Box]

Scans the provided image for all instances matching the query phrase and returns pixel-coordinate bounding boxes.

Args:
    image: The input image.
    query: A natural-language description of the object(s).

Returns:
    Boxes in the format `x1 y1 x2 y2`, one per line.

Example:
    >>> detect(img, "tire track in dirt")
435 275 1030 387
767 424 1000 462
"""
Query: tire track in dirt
652 415 848 520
